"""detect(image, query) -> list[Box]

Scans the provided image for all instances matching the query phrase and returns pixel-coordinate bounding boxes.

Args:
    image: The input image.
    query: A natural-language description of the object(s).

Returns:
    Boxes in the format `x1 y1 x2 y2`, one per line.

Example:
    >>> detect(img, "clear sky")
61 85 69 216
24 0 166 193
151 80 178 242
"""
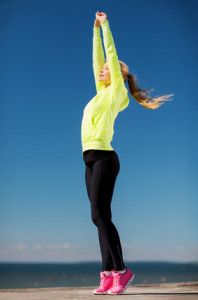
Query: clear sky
0 0 197 263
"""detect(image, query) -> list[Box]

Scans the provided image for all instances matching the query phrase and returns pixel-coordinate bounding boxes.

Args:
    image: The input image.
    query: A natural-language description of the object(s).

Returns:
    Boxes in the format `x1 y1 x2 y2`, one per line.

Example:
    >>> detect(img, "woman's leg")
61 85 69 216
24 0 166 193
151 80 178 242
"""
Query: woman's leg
85 160 113 270
85 153 126 272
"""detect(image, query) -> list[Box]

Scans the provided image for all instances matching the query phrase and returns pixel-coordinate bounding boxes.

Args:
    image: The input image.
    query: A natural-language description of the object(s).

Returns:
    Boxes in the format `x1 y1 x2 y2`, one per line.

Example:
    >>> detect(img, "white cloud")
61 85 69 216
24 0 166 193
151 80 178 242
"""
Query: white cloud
32 243 79 251
15 244 29 251
0 242 197 262
46 243 78 250
32 244 43 251
122 243 198 262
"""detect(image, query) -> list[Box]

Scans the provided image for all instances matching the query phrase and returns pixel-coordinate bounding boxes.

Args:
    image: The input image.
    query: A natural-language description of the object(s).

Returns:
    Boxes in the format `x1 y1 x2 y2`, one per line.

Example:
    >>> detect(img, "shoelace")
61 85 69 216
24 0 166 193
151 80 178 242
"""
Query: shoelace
113 273 122 286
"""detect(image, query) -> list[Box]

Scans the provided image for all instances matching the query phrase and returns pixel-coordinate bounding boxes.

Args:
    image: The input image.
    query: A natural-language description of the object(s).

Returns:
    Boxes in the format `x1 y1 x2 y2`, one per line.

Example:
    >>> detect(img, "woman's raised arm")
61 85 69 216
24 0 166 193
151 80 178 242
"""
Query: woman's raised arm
92 12 106 93
96 12 126 91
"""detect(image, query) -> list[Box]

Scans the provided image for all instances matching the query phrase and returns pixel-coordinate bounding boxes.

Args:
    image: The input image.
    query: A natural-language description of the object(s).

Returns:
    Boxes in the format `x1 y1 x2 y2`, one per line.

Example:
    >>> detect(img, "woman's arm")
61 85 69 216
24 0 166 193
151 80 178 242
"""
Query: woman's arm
97 12 126 91
92 13 105 93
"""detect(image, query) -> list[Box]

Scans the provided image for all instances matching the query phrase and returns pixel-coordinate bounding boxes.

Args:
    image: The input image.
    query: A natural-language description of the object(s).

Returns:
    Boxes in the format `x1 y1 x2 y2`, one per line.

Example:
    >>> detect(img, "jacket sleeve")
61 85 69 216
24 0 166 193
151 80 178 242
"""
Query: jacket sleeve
92 26 105 93
100 19 127 92
100 19 129 111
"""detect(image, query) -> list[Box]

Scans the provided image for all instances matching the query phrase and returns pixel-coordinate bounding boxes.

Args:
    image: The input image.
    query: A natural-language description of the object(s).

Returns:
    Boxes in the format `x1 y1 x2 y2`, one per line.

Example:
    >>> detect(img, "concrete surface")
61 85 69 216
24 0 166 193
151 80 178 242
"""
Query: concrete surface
0 281 197 300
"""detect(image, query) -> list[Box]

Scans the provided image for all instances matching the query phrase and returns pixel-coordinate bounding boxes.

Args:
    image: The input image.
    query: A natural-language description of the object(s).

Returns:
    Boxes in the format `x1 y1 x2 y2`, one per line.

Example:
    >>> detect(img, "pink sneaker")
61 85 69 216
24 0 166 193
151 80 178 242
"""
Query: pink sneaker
93 271 113 295
107 268 135 295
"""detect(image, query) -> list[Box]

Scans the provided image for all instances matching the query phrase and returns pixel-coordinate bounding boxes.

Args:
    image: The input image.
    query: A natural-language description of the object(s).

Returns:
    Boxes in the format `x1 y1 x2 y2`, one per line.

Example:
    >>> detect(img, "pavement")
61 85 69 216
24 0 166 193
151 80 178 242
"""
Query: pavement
0 281 198 300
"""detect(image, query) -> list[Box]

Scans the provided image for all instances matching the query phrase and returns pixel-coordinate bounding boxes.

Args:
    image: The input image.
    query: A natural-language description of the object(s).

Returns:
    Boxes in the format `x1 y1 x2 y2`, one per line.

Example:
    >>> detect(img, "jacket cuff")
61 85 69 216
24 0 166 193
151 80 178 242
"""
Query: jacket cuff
93 26 100 31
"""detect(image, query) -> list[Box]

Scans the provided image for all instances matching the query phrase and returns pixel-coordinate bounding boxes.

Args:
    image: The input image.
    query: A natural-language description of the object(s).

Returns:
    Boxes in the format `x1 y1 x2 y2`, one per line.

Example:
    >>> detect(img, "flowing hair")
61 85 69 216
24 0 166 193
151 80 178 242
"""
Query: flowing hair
119 60 174 109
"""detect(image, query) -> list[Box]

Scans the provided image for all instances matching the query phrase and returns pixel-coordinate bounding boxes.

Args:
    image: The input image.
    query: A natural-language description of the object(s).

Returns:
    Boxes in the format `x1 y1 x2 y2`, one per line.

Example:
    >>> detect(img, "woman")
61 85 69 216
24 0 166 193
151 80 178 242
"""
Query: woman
80 11 174 295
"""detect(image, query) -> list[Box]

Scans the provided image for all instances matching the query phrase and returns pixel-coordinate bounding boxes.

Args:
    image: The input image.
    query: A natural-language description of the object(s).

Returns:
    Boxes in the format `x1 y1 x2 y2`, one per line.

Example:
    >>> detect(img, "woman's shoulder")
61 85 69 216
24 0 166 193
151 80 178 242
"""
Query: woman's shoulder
110 78 128 95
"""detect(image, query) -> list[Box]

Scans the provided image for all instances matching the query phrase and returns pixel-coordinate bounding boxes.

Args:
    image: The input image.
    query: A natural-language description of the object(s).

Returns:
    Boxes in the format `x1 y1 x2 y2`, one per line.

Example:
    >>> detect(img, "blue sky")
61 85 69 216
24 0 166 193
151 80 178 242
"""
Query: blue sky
0 0 197 263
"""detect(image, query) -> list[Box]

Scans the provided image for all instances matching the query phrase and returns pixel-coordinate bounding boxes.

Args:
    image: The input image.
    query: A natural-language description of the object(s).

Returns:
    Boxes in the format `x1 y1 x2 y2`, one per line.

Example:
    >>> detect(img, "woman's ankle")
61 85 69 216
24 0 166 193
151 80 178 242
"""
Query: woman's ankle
113 268 127 274
102 270 112 276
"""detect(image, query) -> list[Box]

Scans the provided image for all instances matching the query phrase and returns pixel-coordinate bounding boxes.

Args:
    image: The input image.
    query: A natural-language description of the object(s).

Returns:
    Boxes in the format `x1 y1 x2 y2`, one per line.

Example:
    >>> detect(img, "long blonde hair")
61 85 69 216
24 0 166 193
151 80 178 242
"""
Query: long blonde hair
119 60 174 109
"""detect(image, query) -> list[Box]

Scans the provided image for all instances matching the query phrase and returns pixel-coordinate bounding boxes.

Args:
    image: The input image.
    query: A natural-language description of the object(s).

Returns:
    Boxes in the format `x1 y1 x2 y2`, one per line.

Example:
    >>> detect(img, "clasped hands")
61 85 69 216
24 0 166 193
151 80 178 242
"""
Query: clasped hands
94 11 108 27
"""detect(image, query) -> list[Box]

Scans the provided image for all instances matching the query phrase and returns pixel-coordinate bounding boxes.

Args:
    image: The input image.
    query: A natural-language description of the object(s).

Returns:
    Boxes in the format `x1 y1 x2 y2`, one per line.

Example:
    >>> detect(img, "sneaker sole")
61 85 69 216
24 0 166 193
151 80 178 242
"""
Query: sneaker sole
107 273 135 295
93 290 108 295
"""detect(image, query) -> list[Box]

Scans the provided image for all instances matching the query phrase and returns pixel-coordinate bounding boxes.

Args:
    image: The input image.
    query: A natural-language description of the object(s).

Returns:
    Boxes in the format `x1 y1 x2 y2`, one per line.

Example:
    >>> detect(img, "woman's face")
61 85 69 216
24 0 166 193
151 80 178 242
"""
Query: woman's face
98 63 111 85
98 62 127 85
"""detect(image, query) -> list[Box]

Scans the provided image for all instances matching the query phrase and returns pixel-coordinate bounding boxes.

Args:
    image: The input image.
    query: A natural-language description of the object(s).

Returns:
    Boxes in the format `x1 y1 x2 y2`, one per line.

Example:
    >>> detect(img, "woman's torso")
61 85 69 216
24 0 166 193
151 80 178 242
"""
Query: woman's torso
81 84 129 153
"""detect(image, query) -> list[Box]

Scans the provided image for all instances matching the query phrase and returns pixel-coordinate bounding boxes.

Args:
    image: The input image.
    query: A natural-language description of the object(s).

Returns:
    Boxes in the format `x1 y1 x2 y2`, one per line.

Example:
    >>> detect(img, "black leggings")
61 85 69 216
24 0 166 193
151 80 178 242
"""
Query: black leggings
84 151 126 271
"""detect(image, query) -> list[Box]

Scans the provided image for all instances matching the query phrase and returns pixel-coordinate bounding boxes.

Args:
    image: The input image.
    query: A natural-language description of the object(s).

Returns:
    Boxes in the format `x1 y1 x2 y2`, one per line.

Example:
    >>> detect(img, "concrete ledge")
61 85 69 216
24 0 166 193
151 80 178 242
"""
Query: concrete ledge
0 281 197 300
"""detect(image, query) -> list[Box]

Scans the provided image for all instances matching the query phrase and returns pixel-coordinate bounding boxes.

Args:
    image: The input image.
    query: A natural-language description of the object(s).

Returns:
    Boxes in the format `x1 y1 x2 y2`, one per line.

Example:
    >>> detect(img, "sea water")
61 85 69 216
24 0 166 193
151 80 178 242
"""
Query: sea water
0 261 198 289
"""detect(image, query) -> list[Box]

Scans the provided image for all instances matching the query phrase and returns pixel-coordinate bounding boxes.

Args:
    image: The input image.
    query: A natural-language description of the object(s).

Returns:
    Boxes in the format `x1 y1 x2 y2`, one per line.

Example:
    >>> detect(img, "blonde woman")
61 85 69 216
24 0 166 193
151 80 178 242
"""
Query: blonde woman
81 11 174 295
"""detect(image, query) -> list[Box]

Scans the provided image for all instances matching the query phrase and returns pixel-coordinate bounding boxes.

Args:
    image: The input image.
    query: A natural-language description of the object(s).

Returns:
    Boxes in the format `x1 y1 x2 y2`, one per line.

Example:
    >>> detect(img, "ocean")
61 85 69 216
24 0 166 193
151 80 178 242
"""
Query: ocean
0 261 198 289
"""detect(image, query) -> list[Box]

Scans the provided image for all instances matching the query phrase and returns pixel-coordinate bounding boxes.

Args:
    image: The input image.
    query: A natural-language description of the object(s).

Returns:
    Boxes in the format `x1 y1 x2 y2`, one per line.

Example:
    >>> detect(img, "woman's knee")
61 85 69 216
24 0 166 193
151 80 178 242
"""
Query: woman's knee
91 212 110 227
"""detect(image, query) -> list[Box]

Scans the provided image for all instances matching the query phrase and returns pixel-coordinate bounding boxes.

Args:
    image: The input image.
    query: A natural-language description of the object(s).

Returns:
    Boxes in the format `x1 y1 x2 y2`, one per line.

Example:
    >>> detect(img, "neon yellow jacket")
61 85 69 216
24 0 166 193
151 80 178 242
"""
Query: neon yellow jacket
81 19 129 155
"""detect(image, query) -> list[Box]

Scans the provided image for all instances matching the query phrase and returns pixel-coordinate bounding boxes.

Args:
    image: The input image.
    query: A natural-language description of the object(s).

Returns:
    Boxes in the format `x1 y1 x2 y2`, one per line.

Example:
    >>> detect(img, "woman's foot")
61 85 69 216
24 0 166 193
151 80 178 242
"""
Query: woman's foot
107 267 135 295
93 271 113 295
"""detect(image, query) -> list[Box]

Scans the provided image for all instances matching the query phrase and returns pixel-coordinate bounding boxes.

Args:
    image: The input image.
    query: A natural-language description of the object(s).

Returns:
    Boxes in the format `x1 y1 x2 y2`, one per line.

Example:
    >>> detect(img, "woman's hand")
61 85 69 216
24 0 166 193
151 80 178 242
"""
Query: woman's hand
95 11 108 24
94 17 100 28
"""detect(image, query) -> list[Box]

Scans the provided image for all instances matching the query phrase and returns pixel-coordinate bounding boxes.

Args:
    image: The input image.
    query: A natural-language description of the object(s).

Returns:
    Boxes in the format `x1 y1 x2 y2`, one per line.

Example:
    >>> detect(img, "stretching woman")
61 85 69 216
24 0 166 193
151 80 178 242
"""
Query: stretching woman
80 11 174 295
